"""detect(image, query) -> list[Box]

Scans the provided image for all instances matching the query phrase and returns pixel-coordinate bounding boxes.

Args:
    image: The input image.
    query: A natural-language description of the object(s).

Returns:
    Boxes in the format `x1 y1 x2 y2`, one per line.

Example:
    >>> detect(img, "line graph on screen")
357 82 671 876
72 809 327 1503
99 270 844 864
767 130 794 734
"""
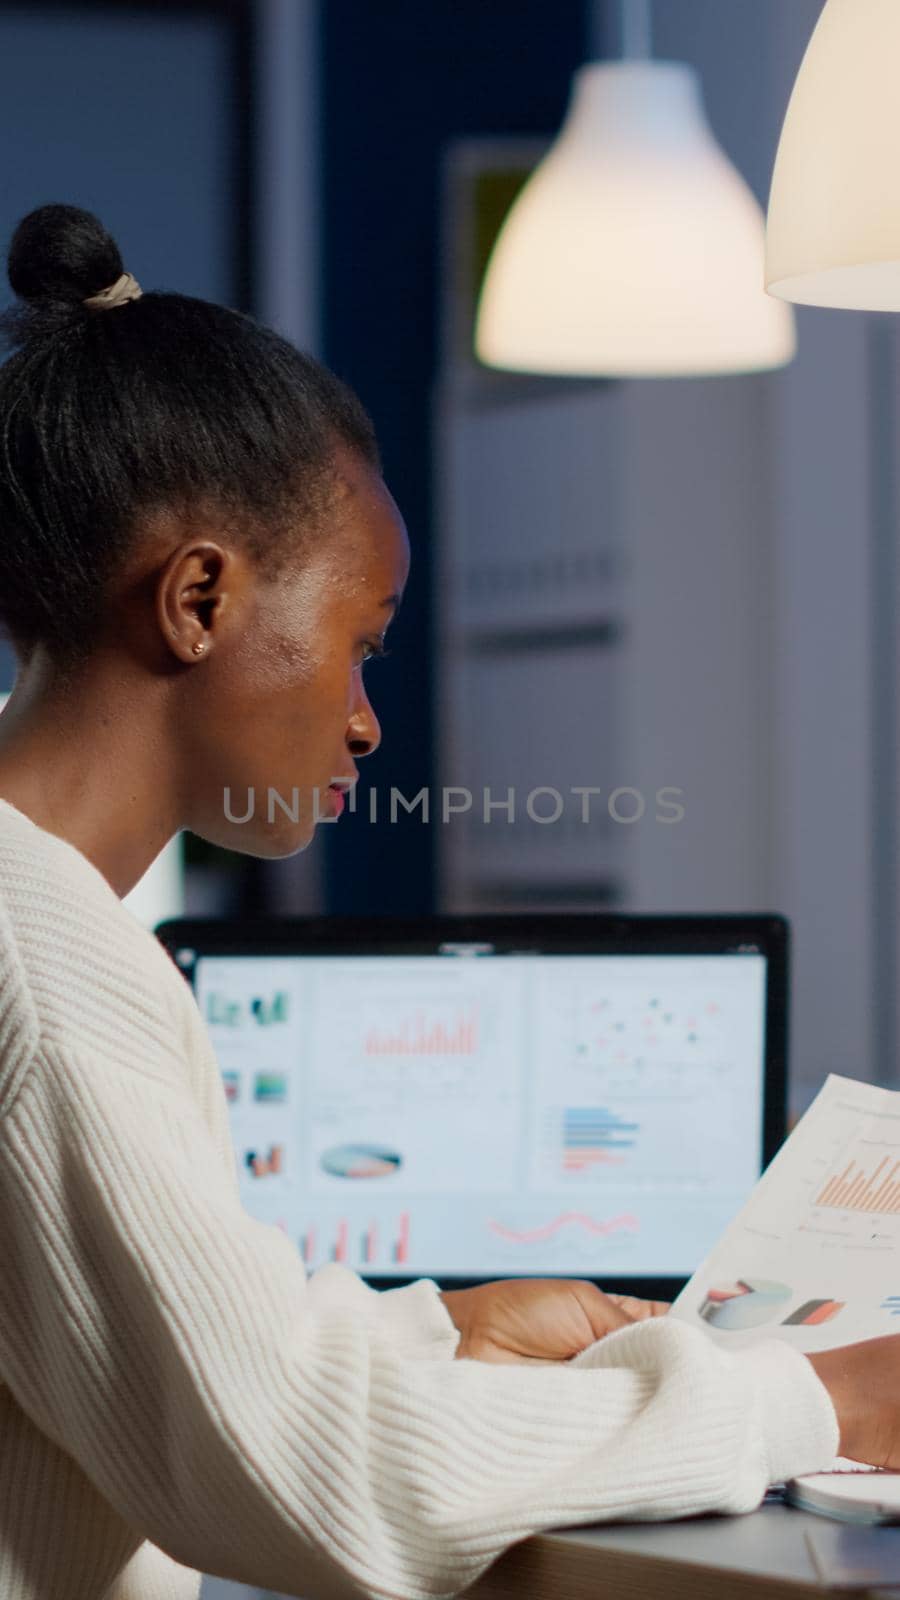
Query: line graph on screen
487 1211 639 1243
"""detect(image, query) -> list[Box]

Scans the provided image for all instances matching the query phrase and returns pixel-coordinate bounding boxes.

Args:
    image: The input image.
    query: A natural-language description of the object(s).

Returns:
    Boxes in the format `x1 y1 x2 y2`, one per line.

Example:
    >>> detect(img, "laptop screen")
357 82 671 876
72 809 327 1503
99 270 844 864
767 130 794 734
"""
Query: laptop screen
162 922 783 1288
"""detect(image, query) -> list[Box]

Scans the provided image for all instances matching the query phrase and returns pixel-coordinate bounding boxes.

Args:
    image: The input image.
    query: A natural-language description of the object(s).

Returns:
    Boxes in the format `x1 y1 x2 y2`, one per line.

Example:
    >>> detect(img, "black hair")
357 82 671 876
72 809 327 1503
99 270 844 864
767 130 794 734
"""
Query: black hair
0 203 380 669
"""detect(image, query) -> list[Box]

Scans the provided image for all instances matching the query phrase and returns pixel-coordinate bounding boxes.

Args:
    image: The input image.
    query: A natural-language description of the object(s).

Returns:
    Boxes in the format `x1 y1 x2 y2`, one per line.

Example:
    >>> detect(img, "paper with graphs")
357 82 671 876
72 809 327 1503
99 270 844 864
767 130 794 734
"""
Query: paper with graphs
671 1074 900 1351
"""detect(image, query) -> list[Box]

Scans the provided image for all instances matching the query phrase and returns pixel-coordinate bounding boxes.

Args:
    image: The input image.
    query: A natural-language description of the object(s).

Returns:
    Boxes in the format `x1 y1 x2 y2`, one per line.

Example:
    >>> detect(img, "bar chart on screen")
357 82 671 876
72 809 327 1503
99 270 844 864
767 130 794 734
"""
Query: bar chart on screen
552 1106 640 1175
528 960 766 1196
307 965 524 1195
364 1008 478 1057
300 1211 411 1271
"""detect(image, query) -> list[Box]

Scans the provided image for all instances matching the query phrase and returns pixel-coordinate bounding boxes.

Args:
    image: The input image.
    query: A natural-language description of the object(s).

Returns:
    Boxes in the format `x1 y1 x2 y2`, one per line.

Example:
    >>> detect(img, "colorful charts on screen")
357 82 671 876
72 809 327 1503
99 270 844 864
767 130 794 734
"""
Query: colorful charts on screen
320 1143 403 1180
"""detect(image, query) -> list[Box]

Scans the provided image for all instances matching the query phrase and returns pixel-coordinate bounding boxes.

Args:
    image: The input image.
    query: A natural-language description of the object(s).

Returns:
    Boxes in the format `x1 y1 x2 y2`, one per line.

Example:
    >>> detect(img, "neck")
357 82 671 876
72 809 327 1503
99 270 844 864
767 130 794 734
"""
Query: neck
0 647 179 897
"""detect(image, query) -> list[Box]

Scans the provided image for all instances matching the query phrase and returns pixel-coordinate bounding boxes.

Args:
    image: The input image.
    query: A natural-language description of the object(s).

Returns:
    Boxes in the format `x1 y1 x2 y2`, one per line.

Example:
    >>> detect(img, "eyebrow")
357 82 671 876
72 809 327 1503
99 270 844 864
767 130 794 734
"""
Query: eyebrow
380 592 403 614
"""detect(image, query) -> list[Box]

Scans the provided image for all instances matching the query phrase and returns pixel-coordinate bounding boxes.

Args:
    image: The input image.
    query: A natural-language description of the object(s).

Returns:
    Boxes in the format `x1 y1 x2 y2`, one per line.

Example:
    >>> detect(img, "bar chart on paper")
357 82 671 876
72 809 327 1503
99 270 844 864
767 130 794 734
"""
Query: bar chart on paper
671 1078 900 1353
816 1156 900 1214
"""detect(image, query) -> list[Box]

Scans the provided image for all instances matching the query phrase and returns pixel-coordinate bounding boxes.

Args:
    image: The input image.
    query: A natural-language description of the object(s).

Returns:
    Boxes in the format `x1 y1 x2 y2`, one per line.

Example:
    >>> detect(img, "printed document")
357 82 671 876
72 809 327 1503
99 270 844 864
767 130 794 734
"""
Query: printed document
671 1073 900 1350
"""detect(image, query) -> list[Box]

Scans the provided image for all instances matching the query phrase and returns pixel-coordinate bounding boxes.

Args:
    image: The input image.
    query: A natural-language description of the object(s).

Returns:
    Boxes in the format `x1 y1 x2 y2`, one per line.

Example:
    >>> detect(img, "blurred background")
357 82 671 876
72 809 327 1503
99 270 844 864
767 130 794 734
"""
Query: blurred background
0 0 891 1119
0 0 894 1594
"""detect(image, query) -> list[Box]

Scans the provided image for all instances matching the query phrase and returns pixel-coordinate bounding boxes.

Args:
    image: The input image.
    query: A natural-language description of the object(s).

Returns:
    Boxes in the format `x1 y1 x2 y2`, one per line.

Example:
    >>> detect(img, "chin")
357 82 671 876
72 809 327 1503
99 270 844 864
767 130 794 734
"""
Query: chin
198 817 316 859
250 824 316 860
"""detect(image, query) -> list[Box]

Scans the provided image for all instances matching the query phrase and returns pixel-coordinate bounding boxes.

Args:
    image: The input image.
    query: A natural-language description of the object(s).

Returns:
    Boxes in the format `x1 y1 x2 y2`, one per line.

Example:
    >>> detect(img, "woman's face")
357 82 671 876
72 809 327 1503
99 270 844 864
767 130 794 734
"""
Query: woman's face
180 449 409 857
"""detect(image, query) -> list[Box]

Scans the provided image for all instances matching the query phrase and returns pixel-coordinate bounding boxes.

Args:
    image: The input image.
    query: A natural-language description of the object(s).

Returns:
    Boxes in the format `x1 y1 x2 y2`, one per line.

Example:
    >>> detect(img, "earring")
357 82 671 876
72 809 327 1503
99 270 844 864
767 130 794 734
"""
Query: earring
192 641 206 656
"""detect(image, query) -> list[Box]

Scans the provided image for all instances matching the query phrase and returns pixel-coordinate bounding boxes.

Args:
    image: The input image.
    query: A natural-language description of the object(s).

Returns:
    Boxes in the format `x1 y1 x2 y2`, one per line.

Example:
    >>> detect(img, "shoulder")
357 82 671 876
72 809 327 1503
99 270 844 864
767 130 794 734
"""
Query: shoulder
0 801 196 1111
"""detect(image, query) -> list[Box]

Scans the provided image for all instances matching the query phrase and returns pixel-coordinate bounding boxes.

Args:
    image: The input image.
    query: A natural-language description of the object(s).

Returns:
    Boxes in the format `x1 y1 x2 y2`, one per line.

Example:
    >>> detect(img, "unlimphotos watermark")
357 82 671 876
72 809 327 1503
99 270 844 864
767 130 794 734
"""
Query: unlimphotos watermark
222 784 686 826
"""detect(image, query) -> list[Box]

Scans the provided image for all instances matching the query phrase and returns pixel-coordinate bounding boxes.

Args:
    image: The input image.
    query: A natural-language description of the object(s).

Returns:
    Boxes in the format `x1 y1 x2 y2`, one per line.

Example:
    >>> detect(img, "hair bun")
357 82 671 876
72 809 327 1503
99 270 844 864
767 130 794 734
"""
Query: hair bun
7 203 124 310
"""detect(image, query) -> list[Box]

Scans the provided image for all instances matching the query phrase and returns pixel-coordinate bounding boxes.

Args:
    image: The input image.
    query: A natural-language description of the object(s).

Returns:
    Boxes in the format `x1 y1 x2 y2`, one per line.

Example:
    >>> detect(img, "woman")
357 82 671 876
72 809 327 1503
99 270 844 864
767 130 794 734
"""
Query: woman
0 204 890 1600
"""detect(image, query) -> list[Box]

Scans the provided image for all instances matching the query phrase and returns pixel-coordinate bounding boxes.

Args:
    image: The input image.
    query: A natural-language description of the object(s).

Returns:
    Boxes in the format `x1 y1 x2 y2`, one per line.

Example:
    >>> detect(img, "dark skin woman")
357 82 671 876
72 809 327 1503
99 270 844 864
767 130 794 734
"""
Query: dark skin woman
0 443 404 885
0 208 894 1583
0 206 660 1367
0 434 653 1359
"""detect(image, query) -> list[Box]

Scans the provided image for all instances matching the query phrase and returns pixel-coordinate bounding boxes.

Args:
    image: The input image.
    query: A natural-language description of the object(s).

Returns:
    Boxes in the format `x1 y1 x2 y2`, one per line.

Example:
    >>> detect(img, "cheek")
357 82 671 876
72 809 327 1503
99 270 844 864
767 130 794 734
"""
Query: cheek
312 664 359 727
218 614 330 715
233 630 316 699
205 605 357 771
270 660 357 750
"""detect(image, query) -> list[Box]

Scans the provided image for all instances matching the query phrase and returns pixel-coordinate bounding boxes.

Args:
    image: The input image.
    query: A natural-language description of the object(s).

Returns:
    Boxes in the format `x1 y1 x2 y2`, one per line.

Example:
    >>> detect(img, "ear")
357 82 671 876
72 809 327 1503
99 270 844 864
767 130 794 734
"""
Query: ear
156 540 233 661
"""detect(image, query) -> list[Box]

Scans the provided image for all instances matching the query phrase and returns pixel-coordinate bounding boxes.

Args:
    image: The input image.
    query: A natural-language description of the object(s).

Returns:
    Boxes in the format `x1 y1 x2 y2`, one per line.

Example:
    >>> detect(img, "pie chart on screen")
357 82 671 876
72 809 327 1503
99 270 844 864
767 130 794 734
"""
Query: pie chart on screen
320 1144 402 1179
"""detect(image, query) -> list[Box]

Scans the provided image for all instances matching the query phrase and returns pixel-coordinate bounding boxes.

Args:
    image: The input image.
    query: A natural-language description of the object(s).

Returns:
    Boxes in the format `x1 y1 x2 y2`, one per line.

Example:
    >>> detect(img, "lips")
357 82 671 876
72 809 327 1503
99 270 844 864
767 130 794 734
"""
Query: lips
322 775 357 820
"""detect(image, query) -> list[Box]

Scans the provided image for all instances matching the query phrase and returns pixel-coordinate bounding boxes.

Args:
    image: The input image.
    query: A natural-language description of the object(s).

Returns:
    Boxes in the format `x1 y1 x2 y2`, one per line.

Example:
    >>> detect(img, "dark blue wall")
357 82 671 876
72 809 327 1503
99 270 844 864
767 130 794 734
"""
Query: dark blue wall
0 1 241 693
321 0 589 914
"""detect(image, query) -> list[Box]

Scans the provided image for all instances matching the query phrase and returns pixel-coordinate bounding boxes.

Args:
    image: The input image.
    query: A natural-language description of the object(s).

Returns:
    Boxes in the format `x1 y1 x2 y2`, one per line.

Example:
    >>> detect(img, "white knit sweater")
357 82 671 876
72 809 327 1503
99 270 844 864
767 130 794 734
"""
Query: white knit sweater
0 796 839 1600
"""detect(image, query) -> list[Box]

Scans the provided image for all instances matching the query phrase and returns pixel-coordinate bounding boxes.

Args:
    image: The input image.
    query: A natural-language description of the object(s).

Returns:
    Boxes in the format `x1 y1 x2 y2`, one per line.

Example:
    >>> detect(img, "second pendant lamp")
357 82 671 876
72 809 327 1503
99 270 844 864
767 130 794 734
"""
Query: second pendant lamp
766 0 900 311
475 0 795 379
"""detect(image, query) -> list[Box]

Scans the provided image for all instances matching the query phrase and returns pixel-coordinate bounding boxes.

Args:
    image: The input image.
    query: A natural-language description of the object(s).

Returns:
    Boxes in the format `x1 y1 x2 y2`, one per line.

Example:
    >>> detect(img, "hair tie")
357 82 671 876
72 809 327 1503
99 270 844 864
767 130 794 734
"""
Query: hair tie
83 271 142 310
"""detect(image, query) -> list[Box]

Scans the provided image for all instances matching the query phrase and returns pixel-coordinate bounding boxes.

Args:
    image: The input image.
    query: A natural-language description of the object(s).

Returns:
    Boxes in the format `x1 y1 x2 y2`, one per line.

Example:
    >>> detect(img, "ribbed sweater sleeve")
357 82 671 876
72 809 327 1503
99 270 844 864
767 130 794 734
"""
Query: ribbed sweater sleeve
0 1035 839 1600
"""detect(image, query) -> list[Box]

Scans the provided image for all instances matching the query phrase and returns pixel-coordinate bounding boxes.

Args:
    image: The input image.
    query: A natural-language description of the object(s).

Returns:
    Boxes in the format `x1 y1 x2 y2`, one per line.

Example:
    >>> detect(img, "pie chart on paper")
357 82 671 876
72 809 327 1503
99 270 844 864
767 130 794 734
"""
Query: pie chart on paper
698 1277 792 1331
320 1143 403 1179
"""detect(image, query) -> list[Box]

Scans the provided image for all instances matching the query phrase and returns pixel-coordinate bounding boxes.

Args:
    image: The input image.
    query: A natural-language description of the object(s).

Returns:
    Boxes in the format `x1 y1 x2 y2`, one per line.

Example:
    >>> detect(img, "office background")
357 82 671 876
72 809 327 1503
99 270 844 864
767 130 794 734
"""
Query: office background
0 5 891 1591
0 0 886 1101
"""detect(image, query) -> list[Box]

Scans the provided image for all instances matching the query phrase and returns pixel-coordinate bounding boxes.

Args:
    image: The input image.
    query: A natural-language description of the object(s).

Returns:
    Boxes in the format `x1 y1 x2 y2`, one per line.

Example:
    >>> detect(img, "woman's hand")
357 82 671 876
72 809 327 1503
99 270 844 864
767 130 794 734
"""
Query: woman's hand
439 1278 669 1364
809 1337 900 1467
603 1291 672 1322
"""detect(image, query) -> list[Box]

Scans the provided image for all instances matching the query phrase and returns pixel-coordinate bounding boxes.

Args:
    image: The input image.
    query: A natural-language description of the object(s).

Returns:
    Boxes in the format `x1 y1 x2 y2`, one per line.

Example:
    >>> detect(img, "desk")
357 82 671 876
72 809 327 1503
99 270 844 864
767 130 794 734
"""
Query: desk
465 1501 880 1600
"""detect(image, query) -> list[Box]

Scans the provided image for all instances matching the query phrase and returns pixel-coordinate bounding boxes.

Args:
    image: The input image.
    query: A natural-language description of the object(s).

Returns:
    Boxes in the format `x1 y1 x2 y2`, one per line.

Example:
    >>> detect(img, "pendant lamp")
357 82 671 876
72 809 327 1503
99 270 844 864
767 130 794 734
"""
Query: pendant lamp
475 0 795 378
766 0 900 310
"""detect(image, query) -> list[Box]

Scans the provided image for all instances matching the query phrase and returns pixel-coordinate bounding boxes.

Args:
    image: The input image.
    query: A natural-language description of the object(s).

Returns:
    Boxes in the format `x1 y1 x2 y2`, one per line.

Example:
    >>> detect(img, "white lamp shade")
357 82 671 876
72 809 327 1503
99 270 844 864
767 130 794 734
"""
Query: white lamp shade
766 0 900 310
475 61 795 379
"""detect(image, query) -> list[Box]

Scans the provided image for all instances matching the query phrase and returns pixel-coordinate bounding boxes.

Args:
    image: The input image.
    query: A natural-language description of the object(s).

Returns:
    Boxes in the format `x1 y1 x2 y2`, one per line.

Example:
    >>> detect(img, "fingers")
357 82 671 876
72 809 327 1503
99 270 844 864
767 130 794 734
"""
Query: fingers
458 1337 562 1366
569 1283 634 1339
605 1294 650 1321
606 1293 671 1320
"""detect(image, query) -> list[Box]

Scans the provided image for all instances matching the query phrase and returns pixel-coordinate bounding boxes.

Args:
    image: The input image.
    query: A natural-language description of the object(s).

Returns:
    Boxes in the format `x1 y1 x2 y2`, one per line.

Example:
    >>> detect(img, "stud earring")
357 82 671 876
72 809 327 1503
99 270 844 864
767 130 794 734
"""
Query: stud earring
192 641 206 656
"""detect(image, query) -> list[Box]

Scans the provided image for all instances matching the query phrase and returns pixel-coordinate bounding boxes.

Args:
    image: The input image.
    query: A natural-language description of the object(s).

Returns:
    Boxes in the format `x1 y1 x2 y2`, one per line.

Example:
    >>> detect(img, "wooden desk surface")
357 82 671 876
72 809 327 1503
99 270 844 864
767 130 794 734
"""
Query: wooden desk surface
465 1501 843 1600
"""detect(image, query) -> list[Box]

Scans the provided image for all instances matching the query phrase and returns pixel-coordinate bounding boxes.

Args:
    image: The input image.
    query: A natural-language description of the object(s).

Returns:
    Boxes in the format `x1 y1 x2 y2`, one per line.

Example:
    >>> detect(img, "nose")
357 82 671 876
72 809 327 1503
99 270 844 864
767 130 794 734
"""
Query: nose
347 676 381 759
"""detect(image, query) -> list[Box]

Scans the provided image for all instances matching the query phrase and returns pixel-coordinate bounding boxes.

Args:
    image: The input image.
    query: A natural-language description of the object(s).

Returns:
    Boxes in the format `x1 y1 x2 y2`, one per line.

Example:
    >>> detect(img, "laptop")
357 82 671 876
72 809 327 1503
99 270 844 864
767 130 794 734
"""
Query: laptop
154 913 787 1300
